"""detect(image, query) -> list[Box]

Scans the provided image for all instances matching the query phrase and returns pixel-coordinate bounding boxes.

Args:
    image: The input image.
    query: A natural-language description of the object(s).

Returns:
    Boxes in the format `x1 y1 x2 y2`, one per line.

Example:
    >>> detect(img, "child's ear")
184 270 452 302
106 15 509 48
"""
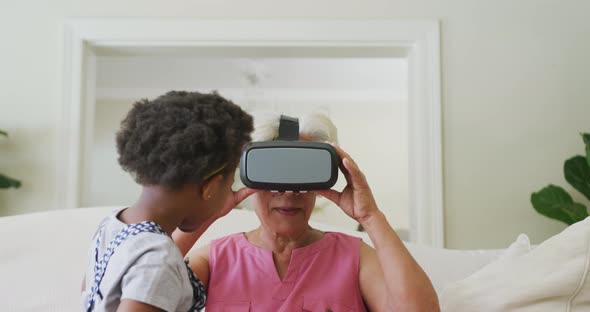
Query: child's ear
201 174 224 200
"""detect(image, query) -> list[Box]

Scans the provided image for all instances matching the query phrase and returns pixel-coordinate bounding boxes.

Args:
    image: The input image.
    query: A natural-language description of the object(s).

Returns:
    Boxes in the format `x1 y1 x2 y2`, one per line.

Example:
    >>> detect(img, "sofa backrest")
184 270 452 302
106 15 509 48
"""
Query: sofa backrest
0 206 503 311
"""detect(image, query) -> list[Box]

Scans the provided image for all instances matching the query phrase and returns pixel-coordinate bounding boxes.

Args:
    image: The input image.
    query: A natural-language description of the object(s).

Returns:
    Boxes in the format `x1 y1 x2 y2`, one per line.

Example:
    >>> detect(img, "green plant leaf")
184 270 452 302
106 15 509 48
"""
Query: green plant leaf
531 185 588 225
564 155 590 201
583 133 590 168
0 174 21 189
0 130 6 137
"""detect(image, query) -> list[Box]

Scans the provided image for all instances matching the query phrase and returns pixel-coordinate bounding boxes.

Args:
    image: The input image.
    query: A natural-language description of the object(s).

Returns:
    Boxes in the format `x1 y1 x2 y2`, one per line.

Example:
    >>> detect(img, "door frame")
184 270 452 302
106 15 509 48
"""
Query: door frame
60 18 444 247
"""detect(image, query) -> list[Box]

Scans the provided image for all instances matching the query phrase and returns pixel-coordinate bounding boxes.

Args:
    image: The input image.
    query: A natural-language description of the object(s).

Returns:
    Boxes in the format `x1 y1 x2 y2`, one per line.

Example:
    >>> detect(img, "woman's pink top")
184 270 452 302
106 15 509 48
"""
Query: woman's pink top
205 232 368 311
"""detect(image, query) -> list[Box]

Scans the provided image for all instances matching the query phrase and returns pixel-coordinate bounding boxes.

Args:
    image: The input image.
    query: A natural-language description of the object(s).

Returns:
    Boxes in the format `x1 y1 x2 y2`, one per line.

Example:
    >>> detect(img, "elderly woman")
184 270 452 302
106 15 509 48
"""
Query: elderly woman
174 113 439 311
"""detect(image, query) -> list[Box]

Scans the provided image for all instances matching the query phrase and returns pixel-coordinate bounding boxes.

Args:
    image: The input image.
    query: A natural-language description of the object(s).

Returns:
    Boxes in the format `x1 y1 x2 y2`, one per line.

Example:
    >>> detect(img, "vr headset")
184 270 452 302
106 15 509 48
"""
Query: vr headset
240 115 339 192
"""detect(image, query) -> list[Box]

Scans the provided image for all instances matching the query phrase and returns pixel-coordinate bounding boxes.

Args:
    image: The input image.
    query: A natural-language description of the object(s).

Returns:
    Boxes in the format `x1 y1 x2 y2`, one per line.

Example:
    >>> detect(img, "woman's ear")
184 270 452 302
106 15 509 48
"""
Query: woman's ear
201 174 224 200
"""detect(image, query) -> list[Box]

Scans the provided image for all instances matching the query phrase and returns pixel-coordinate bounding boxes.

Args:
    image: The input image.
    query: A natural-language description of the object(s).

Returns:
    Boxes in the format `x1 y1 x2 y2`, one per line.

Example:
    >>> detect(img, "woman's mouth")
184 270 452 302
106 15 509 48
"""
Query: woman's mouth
273 207 302 216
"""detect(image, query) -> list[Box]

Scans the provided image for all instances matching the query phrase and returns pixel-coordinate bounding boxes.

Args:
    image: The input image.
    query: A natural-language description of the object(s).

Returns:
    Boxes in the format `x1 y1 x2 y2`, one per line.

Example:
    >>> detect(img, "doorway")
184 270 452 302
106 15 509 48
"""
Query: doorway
60 19 443 246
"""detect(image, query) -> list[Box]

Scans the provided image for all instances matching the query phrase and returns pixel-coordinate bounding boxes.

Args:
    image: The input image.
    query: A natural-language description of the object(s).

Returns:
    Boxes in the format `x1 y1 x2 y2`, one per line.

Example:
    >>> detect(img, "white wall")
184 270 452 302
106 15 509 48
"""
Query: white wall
0 0 588 248
82 99 140 208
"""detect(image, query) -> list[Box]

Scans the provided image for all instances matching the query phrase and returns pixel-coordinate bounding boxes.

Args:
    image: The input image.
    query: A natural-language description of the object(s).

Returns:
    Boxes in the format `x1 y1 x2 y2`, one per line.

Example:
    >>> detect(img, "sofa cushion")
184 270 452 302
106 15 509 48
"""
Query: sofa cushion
441 217 590 312
0 206 114 312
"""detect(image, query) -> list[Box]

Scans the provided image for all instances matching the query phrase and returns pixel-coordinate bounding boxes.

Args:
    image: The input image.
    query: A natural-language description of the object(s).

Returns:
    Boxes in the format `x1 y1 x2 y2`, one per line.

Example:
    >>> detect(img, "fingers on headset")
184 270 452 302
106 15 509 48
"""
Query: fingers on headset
315 189 340 204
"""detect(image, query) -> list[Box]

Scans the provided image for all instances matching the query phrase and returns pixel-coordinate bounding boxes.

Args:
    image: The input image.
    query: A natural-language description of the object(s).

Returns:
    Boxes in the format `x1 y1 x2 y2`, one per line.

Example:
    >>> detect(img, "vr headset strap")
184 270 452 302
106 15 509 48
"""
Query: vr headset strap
278 115 299 141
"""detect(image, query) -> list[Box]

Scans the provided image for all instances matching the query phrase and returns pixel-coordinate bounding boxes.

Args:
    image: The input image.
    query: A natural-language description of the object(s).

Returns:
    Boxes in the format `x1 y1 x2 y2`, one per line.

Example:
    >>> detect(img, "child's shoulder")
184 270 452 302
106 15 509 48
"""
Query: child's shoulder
95 214 181 264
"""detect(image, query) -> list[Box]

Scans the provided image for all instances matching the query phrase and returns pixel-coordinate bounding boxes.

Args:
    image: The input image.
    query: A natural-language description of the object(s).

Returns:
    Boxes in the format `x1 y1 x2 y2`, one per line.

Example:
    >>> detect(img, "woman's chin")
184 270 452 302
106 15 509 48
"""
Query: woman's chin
269 217 310 233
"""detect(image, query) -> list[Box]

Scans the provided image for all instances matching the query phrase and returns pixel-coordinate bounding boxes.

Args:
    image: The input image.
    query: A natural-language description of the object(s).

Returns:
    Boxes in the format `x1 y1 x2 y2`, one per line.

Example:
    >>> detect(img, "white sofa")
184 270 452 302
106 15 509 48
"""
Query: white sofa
1 207 588 311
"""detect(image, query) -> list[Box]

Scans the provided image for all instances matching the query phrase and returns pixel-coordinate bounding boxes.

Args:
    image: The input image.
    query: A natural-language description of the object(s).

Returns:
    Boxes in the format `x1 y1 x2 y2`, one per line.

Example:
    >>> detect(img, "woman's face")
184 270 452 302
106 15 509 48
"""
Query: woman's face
251 135 321 235
251 190 317 235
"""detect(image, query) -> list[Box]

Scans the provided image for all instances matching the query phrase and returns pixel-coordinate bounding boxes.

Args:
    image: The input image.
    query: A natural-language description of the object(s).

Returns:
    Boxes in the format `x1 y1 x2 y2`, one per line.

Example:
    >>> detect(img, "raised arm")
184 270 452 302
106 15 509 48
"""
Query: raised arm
315 144 439 312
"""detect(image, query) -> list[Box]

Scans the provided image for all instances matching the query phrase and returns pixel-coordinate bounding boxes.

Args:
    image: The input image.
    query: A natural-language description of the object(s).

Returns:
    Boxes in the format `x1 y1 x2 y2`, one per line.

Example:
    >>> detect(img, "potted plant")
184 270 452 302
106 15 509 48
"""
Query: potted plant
531 133 590 224
0 130 21 189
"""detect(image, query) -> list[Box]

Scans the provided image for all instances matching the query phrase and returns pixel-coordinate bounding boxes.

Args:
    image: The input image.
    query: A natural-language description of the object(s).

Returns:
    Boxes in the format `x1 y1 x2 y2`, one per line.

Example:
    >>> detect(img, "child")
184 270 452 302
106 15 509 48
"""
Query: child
81 91 256 311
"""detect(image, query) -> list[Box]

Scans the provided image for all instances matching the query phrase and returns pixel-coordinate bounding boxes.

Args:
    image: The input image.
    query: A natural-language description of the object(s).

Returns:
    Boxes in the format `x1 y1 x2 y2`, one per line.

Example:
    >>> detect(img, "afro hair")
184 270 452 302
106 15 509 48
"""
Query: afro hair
116 91 253 189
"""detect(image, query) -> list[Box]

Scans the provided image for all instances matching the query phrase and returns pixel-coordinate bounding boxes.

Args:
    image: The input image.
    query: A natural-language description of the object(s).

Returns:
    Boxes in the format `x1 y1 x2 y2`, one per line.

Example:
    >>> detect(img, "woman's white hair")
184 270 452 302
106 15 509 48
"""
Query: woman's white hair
251 111 338 144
